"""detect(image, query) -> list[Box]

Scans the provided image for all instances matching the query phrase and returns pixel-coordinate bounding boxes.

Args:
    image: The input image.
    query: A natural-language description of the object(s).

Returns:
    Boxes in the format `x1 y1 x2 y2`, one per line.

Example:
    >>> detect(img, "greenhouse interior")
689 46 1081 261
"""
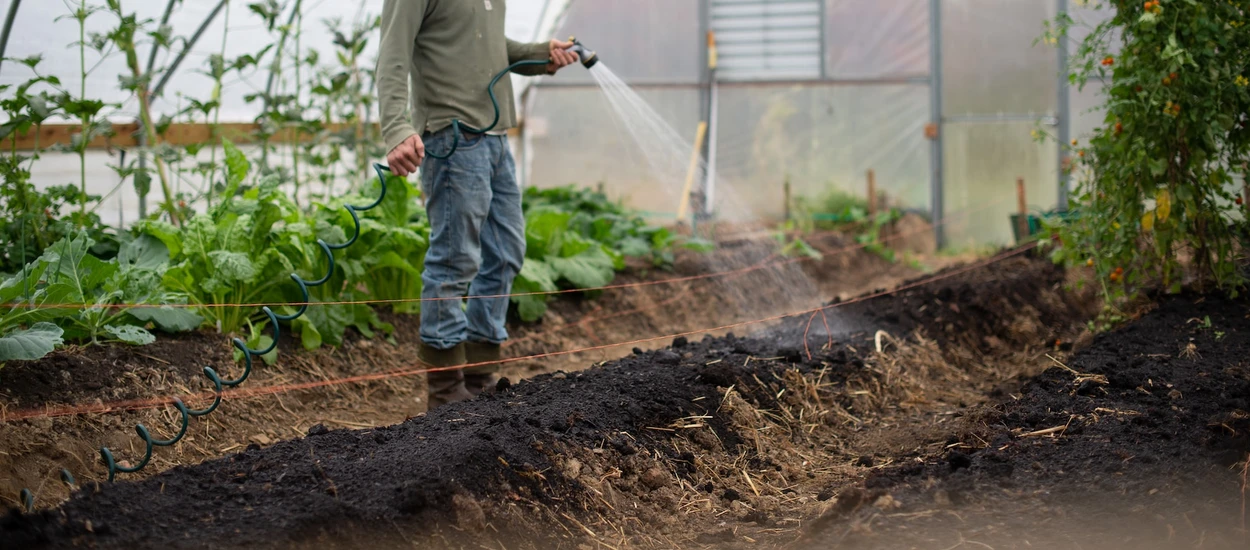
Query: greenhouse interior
3 0 1250 549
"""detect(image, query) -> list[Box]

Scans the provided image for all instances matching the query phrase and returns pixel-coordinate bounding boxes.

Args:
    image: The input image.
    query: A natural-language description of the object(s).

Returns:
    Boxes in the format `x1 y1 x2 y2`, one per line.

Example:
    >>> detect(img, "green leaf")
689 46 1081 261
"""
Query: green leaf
618 237 651 257
207 250 259 284
682 238 716 253
117 234 170 271
513 294 549 322
518 259 559 292
295 317 323 350
222 138 250 198
548 247 616 289
137 220 183 257
104 324 156 345
128 306 204 333
526 209 573 257
0 323 64 361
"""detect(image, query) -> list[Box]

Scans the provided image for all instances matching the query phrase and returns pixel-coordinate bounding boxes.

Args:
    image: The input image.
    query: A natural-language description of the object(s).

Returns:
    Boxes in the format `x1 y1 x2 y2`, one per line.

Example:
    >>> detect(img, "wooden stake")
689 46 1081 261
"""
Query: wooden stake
783 178 791 222
677 121 709 222
867 169 878 217
1016 177 1029 239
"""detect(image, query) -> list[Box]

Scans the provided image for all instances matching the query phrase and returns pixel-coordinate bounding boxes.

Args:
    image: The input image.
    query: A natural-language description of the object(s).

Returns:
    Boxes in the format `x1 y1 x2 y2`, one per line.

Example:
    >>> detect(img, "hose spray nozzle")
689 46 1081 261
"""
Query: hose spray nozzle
565 36 599 69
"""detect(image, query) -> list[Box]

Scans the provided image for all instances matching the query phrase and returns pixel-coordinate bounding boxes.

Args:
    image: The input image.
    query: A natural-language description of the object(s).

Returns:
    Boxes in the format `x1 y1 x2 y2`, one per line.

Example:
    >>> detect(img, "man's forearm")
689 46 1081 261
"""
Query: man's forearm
507 39 551 76
378 0 425 152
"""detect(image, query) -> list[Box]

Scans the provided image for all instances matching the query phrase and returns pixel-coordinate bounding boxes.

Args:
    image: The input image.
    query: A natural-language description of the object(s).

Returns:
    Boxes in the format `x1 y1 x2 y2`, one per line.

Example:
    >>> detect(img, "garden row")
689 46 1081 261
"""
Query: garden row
0 140 710 363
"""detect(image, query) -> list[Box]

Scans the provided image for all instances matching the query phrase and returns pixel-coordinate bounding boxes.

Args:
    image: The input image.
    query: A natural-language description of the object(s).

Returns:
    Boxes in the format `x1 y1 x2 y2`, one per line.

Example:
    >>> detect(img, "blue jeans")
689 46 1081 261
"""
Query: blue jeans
418 127 525 349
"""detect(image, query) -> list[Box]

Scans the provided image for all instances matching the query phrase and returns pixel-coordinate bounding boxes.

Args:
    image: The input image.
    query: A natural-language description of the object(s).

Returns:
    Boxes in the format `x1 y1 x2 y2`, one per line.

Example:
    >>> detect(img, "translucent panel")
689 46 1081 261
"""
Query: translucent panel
942 0 1058 115
825 0 930 79
942 122 1060 247
1066 2 1120 54
1070 78 1110 142
711 83 931 221
526 87 702 216
548 0 701 85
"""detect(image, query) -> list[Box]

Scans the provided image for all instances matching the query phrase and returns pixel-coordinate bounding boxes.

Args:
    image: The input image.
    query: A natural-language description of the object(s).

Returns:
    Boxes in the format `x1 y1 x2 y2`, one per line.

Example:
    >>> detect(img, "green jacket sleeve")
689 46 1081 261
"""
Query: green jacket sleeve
377 0 425 153
507 39 552 76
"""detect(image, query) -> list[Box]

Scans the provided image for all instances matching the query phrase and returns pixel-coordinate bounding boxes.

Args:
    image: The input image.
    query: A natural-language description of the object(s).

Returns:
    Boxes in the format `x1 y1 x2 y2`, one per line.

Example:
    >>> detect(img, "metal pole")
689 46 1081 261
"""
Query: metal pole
928 0 945 249
0 0 22 75
136 0 180 218
152 0 229 99
1056 0 1071 211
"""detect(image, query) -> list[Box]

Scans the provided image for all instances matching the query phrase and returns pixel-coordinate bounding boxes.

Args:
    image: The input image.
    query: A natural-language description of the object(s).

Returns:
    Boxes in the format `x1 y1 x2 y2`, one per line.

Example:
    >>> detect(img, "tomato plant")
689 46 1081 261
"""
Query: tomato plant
1042 0 1250 309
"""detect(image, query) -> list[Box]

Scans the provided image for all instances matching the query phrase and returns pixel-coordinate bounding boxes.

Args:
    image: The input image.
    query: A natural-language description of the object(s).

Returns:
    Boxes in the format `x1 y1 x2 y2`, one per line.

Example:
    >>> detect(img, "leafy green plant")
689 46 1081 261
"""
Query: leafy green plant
141 141 299 335
0 56 118 275
793 188 905 262
1041 0 1250 309
313 173 429 315
511 185 712 321
0 233 201 362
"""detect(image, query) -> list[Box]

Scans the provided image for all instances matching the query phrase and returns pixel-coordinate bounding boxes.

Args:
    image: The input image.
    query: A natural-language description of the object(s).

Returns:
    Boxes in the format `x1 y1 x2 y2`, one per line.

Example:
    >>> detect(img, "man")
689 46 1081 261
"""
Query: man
377 0 579 410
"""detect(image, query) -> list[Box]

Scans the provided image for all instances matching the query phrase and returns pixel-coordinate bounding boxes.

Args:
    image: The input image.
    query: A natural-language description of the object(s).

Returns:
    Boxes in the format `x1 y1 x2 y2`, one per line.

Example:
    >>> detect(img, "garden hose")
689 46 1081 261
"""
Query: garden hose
426 38 598 160
15 38 601 511
16 164 393 512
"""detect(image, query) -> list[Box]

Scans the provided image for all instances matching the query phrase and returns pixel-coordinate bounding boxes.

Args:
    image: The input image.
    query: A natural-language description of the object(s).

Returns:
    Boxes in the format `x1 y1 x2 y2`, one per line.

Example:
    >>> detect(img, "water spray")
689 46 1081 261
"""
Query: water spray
426 37 599 159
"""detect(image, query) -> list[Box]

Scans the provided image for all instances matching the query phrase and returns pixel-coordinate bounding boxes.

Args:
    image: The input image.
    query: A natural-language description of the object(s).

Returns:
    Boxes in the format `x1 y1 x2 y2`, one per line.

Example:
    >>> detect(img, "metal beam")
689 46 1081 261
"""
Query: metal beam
1056 0 1071 211
152 0 229 99
0 0 21 75
929 0 945 249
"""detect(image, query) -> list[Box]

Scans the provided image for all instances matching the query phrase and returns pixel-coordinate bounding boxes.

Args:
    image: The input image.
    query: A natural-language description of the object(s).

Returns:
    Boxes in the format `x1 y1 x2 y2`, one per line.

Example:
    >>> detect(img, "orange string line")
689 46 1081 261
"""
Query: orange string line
0 242 1037 423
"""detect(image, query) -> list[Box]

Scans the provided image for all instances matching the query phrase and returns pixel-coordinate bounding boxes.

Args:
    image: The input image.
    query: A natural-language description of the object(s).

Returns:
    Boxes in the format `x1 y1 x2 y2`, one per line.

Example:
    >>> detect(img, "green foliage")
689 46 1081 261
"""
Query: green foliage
142 141 300 335
313 173 429 316
0 232 199 361
512 185 712 321
0 323 65 362
793 188 906 262
0 57 117 275
1042 0 1250 306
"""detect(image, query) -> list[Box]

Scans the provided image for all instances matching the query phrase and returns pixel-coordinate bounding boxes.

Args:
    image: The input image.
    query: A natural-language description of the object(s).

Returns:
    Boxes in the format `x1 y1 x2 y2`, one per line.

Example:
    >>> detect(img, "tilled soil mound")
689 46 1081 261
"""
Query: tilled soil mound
804 293 1250 549
1 254 1094 549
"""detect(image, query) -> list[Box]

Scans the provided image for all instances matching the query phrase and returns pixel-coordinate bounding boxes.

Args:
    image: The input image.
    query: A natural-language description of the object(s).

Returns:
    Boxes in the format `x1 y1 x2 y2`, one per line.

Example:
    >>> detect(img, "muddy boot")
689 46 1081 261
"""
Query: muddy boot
464 341 502 396
420 343 471 410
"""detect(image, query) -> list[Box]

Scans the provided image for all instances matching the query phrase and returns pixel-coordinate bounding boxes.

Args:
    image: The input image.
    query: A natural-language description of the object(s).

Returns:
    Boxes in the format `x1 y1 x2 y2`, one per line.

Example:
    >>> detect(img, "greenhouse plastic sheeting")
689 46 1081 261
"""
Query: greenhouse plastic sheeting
547 0 702 85
710 83 930 220
941 0 1058 116
825 0 929 79
525 87 703 216
942 121 1059 247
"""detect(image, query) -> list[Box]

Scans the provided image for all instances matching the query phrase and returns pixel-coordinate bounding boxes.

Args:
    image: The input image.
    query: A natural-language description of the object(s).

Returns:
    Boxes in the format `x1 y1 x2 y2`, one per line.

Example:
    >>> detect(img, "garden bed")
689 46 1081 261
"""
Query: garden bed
2 252 1122 549
0 231 926 510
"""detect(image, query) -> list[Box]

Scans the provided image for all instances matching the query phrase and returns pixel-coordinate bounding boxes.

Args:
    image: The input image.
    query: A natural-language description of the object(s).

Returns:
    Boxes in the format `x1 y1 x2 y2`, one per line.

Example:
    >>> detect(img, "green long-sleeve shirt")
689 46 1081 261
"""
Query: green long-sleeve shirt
377 0 550 153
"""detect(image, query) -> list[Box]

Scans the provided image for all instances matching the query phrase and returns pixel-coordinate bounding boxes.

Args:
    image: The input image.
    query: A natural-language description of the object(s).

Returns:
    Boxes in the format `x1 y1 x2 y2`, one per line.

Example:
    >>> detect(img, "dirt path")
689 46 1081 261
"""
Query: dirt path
2 253 1110 549
0 232 931 510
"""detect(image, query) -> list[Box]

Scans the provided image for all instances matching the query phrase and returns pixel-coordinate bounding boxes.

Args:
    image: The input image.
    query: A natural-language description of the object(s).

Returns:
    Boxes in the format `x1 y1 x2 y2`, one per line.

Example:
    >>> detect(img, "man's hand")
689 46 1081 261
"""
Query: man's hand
388 134 425 176
547 39 578 74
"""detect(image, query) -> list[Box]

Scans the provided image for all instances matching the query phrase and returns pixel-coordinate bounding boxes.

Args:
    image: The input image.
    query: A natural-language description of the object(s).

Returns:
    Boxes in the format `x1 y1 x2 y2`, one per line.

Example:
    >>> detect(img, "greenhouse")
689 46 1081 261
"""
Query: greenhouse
2 0 1249 548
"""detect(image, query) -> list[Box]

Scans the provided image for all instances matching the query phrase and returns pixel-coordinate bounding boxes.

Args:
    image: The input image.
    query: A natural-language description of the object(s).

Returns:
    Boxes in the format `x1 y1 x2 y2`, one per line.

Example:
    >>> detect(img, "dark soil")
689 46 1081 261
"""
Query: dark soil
2 333 838 549
801 293 1250 549
0 332 227 408
0 253 1094 549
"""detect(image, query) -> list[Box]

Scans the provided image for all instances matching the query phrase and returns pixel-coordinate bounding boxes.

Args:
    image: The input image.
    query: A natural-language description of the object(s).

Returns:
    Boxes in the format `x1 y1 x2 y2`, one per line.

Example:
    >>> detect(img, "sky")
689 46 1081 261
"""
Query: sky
0 0 553 122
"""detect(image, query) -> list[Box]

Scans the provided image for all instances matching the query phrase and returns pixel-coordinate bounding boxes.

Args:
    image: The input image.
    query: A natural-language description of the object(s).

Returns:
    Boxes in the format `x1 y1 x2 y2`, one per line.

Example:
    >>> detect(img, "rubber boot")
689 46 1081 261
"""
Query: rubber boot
464 341 502 396
420 342 472 411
